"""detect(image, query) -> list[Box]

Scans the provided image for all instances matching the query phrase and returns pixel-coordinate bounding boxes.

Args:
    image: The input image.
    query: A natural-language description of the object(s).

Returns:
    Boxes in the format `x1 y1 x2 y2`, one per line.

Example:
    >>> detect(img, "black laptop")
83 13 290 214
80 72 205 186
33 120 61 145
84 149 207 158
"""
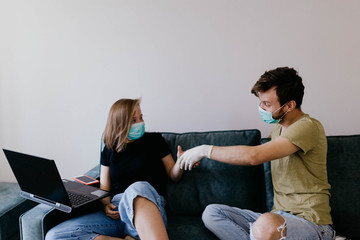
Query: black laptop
3 149 110 213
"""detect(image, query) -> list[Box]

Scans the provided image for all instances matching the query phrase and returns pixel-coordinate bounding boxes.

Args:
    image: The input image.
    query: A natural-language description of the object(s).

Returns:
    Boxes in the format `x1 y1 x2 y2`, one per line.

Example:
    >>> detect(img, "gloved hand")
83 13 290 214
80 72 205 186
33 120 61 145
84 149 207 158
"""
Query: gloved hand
178 145 213 171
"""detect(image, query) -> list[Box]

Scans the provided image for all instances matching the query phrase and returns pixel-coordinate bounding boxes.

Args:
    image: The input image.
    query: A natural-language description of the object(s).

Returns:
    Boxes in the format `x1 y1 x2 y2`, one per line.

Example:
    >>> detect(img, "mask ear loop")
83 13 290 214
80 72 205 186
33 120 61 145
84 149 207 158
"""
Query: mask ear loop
277 111 288 123
277 220 287 240
275 102 291 123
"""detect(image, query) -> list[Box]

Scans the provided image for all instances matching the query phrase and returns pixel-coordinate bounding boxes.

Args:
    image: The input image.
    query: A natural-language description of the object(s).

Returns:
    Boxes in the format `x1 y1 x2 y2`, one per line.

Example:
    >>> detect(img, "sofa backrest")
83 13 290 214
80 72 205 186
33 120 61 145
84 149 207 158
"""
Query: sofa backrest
161 130 267 217
326 135 360 239
260 138 274 212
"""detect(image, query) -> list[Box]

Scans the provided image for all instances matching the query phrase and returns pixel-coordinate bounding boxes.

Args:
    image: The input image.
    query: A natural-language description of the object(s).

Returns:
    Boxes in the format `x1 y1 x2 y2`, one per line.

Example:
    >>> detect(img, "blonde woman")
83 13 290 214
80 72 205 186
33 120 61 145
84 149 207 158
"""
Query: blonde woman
46 98 183 240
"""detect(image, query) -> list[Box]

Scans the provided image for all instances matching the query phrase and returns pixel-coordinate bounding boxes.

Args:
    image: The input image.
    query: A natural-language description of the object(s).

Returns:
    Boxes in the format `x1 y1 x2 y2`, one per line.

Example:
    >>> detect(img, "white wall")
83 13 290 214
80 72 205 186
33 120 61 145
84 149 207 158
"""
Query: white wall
1 0 359 182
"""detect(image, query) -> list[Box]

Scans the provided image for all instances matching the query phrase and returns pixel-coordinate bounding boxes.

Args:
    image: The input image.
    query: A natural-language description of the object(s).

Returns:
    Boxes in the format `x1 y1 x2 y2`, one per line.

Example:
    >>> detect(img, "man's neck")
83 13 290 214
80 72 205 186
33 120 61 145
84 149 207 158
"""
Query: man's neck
279 108 304 130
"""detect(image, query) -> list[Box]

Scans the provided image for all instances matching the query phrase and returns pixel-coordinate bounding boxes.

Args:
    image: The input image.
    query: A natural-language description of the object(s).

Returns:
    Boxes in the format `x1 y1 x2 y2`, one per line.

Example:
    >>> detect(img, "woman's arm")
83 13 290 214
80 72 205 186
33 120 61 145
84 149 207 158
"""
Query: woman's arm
161 146 183 182
100 165 120 220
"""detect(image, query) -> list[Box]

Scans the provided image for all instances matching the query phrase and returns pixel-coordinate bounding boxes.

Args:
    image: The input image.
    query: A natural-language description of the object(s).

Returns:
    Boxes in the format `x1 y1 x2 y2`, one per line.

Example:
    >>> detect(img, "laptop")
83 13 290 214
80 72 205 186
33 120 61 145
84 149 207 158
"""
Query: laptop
3 149 110 213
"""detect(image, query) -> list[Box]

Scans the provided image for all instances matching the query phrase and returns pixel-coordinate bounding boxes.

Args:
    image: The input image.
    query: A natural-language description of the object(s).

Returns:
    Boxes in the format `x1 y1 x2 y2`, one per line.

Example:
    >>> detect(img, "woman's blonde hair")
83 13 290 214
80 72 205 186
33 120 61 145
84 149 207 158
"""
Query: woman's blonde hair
103 98 141 152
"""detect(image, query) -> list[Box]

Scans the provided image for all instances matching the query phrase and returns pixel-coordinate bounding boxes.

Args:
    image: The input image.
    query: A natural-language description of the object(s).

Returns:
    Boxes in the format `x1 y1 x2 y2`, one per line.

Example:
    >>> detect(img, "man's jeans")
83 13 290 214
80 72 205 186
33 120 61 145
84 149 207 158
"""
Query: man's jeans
45 181 167 240
202 204 335 240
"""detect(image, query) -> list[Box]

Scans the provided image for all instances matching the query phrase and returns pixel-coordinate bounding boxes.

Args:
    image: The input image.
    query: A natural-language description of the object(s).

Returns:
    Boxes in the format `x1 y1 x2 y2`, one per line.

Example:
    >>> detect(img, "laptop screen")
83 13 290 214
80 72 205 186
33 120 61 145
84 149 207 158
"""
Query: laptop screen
4 149 71 206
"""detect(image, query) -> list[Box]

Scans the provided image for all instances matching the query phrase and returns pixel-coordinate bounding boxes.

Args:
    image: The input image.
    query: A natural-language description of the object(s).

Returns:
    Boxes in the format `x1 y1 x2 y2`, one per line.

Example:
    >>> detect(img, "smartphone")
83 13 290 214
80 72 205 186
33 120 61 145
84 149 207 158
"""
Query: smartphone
72 175 99 185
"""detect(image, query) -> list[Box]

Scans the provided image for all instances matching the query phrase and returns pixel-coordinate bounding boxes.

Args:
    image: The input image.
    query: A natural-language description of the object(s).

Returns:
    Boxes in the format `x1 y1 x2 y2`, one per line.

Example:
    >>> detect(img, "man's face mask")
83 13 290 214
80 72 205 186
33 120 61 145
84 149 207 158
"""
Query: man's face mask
258 103 288 124
128 122 145 140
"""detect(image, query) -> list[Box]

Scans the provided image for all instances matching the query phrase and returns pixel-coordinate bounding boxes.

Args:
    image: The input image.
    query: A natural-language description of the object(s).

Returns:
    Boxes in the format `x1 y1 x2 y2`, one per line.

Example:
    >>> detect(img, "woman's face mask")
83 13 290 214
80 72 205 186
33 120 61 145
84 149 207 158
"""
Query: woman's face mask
128 122 145 140
258 103 288 124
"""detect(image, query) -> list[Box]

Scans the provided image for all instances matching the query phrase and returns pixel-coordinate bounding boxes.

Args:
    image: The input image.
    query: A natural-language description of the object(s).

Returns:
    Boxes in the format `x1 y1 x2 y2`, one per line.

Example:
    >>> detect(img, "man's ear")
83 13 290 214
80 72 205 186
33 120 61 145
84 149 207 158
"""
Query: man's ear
288 100 297 111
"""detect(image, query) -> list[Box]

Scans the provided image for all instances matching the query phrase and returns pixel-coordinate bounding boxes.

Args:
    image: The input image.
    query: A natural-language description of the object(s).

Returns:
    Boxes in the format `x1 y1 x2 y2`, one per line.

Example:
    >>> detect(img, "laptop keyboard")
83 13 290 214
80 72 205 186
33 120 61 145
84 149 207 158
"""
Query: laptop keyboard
67 191 92 206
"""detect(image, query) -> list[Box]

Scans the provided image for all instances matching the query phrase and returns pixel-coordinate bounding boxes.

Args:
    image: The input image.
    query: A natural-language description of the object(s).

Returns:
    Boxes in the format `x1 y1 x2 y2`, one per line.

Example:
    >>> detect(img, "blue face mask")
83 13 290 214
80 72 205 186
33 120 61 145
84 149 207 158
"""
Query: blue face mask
128 122 145 140
258 104 287 124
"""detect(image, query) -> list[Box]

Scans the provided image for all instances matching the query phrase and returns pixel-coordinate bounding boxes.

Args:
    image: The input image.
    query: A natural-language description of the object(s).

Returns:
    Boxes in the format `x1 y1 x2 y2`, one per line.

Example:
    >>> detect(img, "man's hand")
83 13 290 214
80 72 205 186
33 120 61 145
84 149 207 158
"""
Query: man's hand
178 145 213 171
104 203 120 220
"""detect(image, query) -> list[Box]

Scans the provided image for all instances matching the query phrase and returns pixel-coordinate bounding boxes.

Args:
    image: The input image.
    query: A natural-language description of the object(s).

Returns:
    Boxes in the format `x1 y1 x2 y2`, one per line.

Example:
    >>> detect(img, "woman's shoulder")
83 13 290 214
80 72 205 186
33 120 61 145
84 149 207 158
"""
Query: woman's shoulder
143 132 163 140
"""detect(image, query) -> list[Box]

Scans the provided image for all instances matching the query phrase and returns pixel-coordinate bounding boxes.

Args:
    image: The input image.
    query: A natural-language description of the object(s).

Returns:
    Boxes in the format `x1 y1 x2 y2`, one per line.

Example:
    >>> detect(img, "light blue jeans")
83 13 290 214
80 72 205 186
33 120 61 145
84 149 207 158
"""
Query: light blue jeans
45 181 167 240
202 204 335 240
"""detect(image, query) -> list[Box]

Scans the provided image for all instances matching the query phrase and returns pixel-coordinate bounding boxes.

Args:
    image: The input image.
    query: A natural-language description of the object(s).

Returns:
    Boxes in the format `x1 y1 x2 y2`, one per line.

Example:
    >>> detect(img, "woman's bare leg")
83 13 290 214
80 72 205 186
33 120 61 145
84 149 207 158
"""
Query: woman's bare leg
133 196 169 240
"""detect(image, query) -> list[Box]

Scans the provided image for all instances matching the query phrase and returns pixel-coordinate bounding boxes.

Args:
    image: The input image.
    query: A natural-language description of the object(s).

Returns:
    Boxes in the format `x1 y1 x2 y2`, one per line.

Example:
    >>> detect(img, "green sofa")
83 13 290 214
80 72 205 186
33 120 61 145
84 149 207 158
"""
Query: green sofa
12 130 360 239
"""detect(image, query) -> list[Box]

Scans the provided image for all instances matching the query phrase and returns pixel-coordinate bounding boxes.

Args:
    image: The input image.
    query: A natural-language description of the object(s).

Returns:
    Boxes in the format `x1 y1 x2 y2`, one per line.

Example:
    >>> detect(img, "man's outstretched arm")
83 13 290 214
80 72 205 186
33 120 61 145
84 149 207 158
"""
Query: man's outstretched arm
178 137 300 170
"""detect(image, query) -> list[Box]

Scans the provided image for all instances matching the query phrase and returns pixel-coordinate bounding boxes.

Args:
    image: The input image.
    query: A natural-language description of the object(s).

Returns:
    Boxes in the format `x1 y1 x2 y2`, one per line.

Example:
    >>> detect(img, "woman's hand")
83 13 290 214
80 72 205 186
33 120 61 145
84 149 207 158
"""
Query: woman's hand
100 166 119 219
104 203 120 220
177 145 184 159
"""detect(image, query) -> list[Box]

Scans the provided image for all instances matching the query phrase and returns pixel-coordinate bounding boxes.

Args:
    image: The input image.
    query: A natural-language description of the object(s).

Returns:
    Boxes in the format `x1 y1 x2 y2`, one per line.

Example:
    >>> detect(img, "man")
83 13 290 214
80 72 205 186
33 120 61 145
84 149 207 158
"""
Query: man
178 67 334 240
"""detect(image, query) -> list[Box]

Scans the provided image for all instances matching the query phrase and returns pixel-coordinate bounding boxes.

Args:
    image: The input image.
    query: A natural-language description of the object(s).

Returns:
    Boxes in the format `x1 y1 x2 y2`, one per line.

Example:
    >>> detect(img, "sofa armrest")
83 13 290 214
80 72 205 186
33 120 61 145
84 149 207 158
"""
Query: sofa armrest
84 164 100 179
19 204 54 240
19 164 101 240
20 204 84 240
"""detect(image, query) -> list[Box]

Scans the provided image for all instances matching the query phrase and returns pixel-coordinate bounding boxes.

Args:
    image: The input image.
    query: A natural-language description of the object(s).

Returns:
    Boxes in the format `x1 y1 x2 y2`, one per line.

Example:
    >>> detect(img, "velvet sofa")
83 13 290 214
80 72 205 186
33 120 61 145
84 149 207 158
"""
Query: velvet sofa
16 130 360 239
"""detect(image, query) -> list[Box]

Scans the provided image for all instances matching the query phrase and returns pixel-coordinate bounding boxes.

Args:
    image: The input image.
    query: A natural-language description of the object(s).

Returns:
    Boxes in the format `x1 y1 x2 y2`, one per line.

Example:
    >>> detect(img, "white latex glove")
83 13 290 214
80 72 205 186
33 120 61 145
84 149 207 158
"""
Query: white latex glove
178 145 213 171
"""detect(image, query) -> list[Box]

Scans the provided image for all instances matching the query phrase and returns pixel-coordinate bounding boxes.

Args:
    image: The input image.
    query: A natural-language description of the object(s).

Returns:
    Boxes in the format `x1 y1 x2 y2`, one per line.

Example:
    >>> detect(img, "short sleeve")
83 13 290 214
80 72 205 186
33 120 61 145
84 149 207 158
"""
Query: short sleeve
100 146 111 166
281 118 319 154
153 133 171 159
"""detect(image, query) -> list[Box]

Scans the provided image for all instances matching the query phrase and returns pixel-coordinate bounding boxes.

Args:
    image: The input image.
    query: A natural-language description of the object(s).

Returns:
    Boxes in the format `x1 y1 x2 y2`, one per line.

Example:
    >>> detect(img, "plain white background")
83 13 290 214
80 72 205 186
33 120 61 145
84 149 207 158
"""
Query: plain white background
1 0 359 182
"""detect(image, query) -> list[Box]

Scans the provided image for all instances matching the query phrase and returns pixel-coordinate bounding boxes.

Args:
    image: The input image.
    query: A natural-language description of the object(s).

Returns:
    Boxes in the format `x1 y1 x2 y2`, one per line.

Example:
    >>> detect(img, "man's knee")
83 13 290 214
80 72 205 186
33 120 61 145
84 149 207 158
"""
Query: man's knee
202 204 223 227
251 213 286 240
202 204 215 219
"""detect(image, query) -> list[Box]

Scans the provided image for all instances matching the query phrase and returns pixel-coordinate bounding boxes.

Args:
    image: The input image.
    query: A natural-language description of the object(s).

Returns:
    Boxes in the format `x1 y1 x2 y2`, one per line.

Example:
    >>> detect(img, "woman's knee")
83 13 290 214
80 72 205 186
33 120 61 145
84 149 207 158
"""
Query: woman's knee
124 181 154 197
129 181 151 189
119 181 164 222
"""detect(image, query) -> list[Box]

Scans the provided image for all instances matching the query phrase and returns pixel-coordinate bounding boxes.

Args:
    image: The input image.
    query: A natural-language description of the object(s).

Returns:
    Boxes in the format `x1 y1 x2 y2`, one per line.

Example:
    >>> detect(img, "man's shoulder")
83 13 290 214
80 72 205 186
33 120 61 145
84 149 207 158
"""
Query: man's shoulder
292 114 324 130
284 114 326 152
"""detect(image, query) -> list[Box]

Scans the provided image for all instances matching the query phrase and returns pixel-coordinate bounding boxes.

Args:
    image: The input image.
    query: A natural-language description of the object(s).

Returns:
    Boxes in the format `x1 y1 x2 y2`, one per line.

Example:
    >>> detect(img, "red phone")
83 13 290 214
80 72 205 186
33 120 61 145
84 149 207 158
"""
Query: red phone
72 175 99 185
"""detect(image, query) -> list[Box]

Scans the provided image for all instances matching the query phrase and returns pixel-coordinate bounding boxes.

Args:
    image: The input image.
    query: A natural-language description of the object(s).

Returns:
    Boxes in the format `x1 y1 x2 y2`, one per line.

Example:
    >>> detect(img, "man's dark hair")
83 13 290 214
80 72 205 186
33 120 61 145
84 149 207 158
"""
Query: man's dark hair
251 67 305 109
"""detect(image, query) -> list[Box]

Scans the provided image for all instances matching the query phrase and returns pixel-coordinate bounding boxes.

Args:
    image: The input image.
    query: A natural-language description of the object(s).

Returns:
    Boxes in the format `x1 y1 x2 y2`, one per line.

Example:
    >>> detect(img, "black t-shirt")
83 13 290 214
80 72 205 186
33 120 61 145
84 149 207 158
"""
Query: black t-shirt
100 132 171 196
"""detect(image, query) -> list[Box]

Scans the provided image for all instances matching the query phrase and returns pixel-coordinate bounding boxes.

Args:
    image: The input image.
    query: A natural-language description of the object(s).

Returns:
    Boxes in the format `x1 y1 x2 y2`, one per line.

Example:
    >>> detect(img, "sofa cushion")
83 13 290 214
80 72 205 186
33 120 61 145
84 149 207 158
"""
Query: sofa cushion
162 130 266 216
327 135 360 239
167 216 218 240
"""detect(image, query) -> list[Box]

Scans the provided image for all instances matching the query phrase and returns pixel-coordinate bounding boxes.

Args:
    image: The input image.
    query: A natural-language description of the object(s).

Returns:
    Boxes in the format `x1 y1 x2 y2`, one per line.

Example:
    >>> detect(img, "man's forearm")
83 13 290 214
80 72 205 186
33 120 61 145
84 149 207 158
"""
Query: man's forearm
210 145 259 166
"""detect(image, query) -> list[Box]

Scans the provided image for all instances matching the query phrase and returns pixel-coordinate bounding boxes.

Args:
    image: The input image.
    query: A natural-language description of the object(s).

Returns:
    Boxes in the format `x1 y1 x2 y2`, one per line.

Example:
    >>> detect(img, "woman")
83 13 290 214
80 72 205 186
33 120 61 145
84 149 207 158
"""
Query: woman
46 98 183 240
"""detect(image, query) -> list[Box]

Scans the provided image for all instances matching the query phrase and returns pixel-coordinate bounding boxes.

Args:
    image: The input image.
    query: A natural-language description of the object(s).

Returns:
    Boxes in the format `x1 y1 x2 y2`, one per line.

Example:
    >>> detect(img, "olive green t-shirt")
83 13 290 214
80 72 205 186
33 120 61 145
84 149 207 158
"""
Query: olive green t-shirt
270 114 332 225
